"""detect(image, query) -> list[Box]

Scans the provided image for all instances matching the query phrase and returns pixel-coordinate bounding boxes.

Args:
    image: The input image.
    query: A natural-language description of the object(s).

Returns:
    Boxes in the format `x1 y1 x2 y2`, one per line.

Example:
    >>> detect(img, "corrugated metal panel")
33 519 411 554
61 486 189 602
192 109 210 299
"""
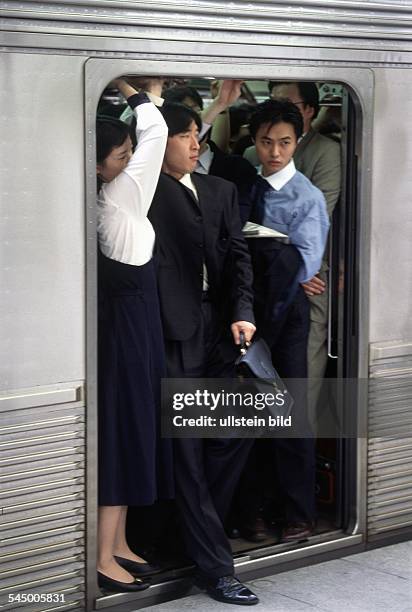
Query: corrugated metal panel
2 0 412 42
0 387 86 611
368 342 412 536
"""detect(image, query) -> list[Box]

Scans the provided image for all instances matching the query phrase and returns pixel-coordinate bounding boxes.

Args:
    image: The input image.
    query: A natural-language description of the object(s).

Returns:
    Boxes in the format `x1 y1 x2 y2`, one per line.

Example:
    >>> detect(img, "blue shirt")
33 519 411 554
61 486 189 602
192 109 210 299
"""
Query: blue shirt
253 162 329 283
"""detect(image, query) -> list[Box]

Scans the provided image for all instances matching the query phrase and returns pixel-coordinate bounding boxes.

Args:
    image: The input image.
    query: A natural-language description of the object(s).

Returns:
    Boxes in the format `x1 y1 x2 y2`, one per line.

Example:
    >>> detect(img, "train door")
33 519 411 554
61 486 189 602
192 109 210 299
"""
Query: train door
85 59 372 611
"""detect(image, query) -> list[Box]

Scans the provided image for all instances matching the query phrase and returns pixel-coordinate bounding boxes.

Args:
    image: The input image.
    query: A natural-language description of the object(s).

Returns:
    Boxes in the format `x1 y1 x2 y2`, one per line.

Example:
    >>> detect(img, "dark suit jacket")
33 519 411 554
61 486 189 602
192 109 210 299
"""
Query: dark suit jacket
149 172 255 341
208 141 257 227
208 141 257 187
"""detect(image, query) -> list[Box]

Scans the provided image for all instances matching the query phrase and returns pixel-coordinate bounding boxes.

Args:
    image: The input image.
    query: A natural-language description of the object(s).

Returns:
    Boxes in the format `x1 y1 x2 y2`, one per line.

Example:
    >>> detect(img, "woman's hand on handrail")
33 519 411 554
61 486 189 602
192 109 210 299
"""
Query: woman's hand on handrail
112 78 138 100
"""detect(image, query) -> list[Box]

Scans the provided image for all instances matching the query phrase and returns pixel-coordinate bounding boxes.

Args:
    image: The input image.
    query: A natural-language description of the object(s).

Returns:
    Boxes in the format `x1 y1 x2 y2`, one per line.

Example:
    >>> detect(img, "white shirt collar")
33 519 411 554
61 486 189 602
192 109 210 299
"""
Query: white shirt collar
196 144 214 174
260 159 296 191
179 173 198 199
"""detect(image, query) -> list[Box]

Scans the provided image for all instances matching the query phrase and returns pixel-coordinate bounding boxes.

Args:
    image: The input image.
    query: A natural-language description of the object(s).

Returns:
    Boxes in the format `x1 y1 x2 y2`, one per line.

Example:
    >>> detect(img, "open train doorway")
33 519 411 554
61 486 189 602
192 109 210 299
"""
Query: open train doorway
86 65 367 611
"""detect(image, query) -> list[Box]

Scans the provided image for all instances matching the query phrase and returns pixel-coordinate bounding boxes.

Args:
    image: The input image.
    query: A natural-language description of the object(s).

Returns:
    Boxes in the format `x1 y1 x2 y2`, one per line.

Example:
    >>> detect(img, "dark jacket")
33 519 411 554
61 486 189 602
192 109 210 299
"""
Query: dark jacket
247 239 302 349
208 141 257 186
208 141 257 226
149 172 255 341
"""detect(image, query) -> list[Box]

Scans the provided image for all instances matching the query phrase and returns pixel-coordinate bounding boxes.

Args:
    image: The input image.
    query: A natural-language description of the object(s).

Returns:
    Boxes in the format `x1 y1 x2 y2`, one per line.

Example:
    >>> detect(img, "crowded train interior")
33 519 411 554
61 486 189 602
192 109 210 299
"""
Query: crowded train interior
95 76 357 584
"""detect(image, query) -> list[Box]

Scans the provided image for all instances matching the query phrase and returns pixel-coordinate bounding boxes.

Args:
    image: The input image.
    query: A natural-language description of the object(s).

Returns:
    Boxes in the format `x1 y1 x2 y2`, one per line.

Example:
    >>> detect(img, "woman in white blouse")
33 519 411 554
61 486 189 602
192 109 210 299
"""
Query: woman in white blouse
96 79 174 593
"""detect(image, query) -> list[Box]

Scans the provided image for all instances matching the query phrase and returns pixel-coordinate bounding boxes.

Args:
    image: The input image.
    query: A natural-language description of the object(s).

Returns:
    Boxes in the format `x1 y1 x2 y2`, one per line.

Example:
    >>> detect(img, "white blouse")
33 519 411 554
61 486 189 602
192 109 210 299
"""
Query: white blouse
97 101 168 265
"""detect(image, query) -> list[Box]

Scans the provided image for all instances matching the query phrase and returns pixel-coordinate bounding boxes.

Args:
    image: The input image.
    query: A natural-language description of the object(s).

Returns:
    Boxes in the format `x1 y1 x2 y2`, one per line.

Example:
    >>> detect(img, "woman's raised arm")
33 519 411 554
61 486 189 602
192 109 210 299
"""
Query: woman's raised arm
103 78 168 219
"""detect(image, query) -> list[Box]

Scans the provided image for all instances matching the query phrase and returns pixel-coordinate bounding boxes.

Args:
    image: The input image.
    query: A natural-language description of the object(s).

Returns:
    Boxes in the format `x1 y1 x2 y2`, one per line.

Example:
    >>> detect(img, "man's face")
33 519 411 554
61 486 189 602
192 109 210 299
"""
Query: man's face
254 121 297 176
162 120 200 180
270 83 314 133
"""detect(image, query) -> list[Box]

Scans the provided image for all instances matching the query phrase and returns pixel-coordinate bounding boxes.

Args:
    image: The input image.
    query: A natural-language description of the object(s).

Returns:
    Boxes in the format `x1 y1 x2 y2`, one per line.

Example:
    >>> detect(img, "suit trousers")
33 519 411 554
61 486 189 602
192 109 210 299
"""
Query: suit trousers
234 288 316 525
271 288 316 523
165 296 253 580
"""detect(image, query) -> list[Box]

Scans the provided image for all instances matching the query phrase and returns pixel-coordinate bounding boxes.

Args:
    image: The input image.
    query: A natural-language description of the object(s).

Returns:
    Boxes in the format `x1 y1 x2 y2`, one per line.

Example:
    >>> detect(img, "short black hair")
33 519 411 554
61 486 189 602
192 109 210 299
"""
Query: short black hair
249 99 303 140
163 86 204 111
160 102 202 136
96 116 131 163
268 81 320 118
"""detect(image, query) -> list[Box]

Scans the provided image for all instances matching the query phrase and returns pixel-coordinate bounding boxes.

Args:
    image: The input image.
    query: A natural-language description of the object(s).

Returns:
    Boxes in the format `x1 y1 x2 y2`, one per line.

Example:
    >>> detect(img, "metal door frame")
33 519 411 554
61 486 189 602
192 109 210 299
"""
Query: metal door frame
85 55 373 611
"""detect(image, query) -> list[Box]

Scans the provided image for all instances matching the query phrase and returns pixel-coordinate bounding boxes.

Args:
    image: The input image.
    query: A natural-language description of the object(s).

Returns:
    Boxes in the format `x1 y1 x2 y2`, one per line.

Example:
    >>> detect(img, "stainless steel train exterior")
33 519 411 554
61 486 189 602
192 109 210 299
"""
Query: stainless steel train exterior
1 1 412 610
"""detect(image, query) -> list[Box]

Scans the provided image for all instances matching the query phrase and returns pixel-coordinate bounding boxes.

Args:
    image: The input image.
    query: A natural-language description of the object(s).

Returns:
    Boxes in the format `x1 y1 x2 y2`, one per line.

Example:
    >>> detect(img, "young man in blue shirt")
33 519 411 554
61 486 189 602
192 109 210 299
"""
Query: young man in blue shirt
245 82 341 429
237 99 329 543
249 99 329 285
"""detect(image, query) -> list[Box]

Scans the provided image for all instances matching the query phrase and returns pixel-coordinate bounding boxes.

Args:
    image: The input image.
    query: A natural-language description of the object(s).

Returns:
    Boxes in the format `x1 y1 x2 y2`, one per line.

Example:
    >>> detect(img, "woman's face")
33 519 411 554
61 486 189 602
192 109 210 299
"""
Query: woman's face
97 135 133 182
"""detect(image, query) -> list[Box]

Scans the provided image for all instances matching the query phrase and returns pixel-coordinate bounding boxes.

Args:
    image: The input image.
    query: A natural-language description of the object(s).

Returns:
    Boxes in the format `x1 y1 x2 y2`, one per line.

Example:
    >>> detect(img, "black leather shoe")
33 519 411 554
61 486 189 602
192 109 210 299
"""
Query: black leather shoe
281 521 315 542
206 575 259 605
97 571 150 592
240 517 268 542
114 555 162 576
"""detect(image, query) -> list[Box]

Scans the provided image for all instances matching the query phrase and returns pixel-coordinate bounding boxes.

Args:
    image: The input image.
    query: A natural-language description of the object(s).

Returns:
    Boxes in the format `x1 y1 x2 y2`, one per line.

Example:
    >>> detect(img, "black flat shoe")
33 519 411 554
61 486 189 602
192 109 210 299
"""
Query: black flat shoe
97 571 150 593
114 555 162 576
206 575 259 605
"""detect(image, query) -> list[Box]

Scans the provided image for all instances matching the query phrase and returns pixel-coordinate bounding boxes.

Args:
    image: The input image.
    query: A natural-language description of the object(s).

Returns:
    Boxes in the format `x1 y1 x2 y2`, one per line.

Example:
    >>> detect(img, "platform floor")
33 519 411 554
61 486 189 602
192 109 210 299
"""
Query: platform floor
141 540 412 612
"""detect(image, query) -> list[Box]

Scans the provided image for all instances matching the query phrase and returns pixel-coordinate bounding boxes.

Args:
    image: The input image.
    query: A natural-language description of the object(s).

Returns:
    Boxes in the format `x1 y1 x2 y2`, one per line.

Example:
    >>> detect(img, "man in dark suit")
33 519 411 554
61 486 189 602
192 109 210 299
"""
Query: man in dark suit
196 139 257 227
148 102 259 606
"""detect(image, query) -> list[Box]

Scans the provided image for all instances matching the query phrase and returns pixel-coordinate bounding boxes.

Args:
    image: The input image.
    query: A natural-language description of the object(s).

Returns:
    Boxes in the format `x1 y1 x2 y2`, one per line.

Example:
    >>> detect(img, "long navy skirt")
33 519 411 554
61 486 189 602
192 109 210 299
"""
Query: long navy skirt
98 250 174 506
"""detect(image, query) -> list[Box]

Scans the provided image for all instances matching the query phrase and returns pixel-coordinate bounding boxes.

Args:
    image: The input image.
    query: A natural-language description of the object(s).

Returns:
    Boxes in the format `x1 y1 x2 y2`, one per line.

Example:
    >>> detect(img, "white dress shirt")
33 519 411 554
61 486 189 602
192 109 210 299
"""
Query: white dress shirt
97 102 168 265
179 174 209 290
179 172 198 196
259 159 297 190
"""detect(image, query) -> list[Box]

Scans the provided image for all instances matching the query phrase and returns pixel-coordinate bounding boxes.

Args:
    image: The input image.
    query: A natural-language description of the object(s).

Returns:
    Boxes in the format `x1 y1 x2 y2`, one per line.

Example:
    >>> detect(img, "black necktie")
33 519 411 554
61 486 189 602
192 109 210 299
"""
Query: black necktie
250 176 271 225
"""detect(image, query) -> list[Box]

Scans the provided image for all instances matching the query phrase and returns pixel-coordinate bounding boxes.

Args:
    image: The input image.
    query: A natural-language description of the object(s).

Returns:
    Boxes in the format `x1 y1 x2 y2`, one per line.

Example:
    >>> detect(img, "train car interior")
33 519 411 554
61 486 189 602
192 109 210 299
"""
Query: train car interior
94 75 360 607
